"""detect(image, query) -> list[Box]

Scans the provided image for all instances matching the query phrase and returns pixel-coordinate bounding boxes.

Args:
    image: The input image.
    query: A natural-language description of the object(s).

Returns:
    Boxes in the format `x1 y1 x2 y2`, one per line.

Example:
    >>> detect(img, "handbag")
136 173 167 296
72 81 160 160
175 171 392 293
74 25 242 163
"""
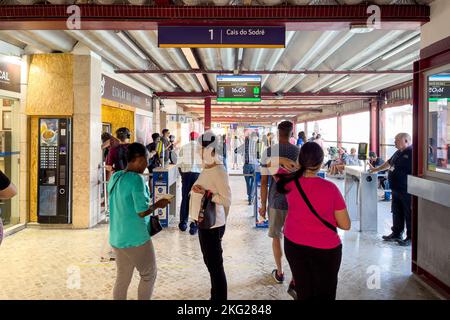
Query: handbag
294 178 337 233
198 191 216 230
147 214 163 236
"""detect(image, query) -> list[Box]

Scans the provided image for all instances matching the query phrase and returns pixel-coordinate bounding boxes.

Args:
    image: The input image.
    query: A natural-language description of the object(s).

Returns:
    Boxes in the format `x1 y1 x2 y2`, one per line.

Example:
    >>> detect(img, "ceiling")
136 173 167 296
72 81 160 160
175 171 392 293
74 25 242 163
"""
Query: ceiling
0 0 427 122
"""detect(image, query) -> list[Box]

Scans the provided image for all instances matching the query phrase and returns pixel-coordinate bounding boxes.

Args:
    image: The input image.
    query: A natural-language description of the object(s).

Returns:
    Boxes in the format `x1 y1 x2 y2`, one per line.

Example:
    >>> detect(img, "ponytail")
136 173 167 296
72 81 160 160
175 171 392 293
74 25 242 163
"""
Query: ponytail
275 166 305 194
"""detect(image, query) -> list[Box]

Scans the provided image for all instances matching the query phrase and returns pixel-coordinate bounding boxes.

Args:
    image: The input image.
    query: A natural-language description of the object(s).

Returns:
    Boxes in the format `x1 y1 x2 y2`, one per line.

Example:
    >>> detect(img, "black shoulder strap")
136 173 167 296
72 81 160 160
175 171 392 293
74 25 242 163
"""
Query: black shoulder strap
294 178 337 234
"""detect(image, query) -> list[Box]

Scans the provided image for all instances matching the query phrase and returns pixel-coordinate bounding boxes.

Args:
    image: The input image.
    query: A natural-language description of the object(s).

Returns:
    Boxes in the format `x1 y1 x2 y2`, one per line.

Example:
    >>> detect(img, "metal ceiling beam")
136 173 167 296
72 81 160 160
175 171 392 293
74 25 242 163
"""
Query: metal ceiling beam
210 117 288 123
180 103 336 107
0 5 430 30
115 69 413 75
155 91 379 99
181 48 210 91
185 107 323 113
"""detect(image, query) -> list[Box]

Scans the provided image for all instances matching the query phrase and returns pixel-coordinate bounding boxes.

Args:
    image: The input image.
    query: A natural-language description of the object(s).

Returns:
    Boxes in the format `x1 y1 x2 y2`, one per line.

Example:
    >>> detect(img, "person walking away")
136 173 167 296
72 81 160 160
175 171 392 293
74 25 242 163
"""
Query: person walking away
146 133 163 197
222 134 228 170
308 132 316 142
260 121 300 297
236 132 259 205
297 131 306 147
161 129 172 165
106 127 131 175
232 135 239 170
276 142 351 300
0 170 17 246
190 131 232 300
289 132 297 145
370 133 413 246
108 142 170 300
168 135 177 165
178 131 202 233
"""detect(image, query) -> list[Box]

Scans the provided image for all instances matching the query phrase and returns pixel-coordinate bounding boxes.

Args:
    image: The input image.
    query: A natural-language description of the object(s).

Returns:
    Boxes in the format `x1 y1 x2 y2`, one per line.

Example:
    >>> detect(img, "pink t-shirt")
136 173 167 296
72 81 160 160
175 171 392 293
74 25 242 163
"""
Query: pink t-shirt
284 176 346 249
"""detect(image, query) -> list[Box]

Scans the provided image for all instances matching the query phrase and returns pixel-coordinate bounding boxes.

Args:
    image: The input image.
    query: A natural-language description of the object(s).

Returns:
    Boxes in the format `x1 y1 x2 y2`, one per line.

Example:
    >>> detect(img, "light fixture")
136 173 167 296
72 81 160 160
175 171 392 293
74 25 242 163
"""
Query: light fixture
163 75 178 88
329 75 351 89
381 36 420 61
116 31 148 60
349 24 374 34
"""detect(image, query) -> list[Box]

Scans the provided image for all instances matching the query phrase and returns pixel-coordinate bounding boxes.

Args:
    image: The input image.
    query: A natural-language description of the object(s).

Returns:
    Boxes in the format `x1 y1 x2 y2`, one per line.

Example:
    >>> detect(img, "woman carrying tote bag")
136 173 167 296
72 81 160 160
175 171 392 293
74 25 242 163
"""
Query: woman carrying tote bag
190 131 232 301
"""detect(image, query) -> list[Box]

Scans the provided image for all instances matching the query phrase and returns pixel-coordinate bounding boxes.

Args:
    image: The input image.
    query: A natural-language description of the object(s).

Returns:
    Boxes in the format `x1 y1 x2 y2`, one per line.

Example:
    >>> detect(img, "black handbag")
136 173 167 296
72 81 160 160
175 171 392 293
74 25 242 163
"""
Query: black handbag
198 191 216 230
147 214 163 236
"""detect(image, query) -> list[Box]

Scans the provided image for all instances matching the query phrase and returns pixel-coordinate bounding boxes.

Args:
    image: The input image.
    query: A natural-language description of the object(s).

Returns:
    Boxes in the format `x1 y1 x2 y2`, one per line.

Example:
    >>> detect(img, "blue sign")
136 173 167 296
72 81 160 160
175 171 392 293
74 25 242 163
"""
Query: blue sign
158 26 285 48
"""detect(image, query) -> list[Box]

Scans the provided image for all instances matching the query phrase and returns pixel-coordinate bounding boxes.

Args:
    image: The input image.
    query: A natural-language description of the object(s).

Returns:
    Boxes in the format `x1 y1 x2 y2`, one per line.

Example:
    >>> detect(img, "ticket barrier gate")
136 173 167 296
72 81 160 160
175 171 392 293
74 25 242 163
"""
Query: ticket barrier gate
344 166 378 232
152 164 178 227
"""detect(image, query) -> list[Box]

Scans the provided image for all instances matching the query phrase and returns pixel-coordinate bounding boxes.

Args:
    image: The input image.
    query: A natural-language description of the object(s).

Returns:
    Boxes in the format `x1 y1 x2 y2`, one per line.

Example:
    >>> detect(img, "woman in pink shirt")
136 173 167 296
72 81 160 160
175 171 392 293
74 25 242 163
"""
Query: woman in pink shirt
276 142 351 300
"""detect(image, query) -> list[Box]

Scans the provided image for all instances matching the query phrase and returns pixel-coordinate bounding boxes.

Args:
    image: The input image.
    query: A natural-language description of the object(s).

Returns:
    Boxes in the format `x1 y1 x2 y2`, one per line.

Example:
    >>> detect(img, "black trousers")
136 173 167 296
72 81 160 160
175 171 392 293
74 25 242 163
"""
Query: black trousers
284 237 342 300
391 191 412 238
198 225 227 300
179 172 200 225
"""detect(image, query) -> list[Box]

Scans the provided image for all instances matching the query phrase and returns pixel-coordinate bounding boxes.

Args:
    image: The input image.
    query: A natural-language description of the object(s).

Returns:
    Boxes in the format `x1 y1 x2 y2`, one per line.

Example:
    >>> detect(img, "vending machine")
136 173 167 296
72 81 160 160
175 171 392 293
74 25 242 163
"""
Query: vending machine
37 118 72 224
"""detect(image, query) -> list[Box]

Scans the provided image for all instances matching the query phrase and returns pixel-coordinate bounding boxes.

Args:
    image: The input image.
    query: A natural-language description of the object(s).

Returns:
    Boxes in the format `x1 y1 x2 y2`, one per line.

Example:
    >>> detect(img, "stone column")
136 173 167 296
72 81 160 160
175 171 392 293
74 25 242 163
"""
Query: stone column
19 55 30 224
72 53 102 228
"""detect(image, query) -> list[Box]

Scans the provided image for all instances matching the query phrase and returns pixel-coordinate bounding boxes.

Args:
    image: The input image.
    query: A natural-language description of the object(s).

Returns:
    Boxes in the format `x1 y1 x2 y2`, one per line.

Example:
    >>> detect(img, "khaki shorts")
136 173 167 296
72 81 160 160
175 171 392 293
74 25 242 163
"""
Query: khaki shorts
268 208 287 239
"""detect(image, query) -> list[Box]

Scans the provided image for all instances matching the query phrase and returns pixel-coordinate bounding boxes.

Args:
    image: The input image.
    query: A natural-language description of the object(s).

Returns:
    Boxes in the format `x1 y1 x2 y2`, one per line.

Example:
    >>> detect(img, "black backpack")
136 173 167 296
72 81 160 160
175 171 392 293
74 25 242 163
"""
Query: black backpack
114 144 129 171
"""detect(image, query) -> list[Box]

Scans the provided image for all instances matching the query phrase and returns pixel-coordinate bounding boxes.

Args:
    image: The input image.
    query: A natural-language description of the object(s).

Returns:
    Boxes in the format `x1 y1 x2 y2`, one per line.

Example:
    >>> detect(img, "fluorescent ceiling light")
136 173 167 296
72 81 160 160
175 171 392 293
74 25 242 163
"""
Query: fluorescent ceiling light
329 75 351 88
349 25 374 34
163 75 178 88
116 31 148 60
382 37 420 61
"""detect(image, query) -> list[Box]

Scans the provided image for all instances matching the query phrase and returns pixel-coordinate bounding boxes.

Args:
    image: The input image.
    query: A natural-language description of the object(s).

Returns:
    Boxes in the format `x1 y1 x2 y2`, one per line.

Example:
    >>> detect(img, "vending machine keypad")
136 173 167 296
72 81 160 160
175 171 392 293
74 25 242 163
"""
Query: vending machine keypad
40 146 58 169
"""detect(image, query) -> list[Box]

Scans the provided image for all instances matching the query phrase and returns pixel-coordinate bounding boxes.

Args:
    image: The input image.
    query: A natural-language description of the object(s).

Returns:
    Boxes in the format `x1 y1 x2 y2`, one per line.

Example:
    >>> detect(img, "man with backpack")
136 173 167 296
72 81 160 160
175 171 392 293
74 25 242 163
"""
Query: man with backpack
106 127 131 175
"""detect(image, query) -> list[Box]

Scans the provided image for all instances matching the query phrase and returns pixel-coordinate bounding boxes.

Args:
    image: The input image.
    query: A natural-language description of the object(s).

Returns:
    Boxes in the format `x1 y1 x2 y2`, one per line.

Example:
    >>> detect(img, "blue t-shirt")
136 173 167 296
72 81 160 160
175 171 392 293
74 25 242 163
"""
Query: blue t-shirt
261 143 300 210
108 171 151 249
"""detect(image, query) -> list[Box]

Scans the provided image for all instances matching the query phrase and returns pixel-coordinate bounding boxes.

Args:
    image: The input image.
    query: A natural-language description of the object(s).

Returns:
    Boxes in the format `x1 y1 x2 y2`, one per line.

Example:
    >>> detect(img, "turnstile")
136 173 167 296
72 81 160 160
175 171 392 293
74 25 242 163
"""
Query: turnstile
344 166 378 232
152 164 177 227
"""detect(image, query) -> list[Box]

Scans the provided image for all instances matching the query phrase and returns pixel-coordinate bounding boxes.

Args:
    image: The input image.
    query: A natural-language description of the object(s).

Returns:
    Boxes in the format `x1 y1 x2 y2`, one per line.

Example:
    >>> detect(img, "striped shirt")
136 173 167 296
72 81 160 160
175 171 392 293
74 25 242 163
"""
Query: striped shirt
236 138 258 165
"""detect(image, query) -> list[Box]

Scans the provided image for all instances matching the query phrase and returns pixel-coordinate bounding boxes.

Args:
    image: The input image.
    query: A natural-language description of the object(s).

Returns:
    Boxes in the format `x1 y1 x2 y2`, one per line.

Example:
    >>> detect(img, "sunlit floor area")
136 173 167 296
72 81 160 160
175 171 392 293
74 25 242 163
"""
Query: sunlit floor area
0 174 438 300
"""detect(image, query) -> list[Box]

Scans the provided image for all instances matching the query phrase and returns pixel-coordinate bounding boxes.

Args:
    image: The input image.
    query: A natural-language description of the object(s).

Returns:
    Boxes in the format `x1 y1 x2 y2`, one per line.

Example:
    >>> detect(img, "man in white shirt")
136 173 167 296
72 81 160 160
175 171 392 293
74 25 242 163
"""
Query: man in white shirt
178 131 202 232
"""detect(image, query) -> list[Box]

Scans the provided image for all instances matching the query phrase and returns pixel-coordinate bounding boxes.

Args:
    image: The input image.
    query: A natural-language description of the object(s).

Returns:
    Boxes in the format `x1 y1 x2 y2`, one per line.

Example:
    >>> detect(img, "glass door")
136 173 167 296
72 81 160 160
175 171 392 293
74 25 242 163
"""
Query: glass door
0 96 20 228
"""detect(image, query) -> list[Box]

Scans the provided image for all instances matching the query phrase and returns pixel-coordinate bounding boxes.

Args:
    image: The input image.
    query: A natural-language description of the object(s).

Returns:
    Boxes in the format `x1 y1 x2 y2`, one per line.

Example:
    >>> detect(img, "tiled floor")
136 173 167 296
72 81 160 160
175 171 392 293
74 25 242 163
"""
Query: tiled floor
0 174 438 300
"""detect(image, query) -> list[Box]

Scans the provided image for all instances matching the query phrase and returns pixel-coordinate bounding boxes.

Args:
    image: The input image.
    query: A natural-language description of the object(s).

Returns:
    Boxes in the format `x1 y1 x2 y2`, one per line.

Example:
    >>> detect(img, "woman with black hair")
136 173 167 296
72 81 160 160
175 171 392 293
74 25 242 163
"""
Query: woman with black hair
108 142 170 300
276 142 351 300
190 131 232 300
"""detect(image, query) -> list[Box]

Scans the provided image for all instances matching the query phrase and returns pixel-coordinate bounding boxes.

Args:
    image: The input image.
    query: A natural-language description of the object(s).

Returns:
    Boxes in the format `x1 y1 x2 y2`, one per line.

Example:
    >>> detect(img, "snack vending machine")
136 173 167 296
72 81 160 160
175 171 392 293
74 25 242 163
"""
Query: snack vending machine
37 118 72 224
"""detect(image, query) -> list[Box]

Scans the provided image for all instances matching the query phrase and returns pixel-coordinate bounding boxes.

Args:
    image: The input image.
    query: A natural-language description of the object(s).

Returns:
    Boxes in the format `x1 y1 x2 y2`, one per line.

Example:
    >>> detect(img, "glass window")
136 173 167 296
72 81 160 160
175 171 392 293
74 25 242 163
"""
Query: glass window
341 112 370 154
382 105 413 160
315 118 337 151
427 71 450 175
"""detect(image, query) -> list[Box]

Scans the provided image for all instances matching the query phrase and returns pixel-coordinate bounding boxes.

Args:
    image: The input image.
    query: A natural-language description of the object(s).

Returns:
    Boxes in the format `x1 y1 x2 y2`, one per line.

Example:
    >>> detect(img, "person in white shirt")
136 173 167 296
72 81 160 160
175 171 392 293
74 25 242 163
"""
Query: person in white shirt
178 131 202 233
190 131 232 300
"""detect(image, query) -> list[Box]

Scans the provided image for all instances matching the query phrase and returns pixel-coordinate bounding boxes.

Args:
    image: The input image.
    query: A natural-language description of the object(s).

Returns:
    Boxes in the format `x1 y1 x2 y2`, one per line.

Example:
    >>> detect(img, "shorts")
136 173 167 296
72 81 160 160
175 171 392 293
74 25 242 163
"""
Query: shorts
268 208 287 239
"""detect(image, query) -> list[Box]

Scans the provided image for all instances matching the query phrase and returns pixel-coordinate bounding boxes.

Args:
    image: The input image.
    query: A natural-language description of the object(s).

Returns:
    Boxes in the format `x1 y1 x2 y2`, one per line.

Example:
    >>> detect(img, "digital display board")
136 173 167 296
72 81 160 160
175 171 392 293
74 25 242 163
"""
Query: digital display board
217 75 261 102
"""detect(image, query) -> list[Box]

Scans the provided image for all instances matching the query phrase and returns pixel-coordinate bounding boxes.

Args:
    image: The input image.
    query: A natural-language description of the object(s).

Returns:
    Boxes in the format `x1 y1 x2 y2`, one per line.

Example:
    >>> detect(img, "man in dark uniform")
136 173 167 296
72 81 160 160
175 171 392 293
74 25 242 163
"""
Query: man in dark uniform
370 133 413 246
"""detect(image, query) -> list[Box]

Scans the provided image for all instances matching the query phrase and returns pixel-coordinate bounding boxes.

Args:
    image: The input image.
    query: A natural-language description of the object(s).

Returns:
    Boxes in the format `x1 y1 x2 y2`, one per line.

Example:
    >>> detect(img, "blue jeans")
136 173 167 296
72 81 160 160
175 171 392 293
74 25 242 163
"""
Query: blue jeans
180 172 200 225
243 163 256 201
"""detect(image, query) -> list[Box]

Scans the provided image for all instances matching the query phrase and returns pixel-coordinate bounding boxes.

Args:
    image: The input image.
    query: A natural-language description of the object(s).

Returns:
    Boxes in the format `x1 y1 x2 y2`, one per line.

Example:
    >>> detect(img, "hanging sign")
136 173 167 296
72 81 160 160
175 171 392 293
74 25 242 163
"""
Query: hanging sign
0 56 21 93
158 26 285 48
101 75 152 112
